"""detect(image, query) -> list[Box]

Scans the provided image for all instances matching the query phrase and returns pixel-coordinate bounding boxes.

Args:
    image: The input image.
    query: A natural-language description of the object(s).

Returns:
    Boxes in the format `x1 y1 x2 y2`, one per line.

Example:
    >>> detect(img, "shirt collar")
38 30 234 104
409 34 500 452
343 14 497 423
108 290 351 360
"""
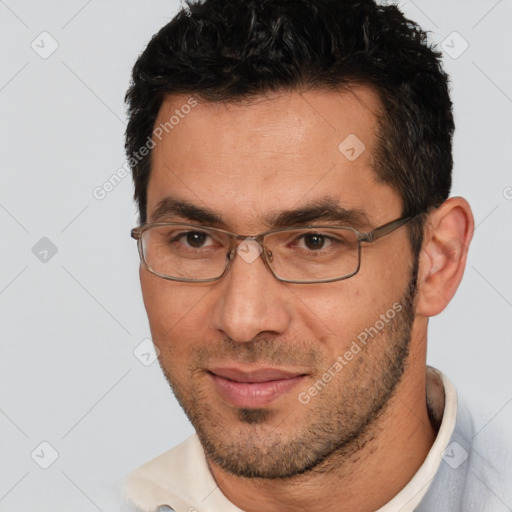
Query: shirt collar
374 367 458 512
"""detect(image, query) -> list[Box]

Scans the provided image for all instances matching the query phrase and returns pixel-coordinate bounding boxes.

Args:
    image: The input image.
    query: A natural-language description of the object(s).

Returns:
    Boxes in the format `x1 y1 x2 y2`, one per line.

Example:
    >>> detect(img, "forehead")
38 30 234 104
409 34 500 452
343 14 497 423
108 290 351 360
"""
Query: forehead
147 87 401 229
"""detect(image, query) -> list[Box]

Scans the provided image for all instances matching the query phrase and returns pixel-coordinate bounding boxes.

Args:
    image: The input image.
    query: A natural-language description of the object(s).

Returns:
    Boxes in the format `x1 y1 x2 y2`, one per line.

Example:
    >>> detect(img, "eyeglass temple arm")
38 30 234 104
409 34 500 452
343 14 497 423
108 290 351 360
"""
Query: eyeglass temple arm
360 215 415 243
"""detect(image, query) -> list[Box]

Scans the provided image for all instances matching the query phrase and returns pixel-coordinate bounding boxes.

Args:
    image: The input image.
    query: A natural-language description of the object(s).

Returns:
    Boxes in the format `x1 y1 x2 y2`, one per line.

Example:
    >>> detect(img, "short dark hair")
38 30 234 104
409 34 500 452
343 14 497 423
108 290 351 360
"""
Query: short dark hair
125 0 454 255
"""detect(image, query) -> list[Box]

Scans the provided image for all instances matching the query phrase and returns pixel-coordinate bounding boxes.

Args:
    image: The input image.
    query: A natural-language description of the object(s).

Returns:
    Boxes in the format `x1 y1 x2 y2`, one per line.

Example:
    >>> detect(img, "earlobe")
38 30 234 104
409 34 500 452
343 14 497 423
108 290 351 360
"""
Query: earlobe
415 197 474 317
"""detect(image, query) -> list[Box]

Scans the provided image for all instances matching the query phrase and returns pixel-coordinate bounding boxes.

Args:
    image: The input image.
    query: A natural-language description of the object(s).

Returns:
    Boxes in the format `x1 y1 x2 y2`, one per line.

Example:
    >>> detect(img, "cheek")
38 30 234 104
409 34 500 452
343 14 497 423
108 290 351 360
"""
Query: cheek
140 271 210 353
289 271 406 353
287 284 357 345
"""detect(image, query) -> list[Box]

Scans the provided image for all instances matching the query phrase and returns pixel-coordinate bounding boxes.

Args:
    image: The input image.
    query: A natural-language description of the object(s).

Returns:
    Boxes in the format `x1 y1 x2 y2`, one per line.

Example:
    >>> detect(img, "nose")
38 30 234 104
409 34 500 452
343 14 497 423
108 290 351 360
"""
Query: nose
210 240 292 342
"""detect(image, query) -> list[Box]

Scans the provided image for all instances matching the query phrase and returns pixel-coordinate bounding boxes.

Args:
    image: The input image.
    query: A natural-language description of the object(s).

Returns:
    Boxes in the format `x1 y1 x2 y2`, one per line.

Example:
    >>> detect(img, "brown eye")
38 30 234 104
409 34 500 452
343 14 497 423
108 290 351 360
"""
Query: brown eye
303 234 325 250
185 231 209 248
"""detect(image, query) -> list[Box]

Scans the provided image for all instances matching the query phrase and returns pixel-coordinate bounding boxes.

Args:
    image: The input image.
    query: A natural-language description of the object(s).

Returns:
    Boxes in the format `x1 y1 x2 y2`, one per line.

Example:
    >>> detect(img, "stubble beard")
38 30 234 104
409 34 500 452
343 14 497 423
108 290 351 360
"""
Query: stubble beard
159 266 418 480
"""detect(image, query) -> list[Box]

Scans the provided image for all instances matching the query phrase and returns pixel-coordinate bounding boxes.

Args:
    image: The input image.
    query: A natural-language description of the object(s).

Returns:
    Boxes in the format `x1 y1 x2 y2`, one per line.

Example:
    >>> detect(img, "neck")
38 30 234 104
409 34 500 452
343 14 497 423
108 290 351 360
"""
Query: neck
207 342 437 512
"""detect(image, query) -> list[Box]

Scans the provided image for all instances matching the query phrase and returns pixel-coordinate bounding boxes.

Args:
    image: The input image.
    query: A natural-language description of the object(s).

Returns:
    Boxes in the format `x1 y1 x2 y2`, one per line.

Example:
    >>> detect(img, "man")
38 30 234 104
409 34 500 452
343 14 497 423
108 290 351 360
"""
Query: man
122 0 510 510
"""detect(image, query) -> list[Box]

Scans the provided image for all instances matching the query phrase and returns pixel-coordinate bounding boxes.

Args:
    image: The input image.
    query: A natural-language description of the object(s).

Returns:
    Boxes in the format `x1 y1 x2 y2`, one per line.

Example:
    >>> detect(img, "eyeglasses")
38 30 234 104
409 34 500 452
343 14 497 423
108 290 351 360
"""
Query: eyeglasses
131 215 416 284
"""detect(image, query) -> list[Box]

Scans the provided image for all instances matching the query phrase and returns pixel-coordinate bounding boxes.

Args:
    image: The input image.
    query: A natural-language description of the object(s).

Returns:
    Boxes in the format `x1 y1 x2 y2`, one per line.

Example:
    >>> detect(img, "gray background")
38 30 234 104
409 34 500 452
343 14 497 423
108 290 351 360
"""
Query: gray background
0 0 511 510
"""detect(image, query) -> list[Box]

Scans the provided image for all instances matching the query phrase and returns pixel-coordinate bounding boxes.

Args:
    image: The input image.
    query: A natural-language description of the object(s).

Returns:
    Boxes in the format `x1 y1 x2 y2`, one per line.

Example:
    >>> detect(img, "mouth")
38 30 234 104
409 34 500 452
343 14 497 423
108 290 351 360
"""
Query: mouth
208 367 308 408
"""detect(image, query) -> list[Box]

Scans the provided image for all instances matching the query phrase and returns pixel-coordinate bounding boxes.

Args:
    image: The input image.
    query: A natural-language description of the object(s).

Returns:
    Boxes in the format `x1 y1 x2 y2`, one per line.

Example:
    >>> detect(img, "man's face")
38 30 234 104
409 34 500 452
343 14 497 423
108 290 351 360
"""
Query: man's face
141 87 418 478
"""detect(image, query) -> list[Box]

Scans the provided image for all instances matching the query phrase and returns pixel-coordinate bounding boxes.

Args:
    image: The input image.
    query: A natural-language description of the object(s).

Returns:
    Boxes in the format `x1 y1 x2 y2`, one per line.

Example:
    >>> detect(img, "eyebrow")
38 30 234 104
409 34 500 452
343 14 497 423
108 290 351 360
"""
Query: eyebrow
150 196 222 225
268 198 370 229
149 196 370 230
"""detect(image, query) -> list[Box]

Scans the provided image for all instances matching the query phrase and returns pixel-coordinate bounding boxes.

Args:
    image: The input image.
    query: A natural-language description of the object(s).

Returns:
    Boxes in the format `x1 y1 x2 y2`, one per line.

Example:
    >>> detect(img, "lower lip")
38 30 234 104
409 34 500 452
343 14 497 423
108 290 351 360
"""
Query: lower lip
210 374 305 408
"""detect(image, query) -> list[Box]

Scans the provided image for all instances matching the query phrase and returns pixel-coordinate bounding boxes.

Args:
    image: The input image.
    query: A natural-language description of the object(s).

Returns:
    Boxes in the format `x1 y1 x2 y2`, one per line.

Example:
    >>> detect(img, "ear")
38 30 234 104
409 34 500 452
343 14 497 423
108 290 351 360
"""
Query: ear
415 197 474 317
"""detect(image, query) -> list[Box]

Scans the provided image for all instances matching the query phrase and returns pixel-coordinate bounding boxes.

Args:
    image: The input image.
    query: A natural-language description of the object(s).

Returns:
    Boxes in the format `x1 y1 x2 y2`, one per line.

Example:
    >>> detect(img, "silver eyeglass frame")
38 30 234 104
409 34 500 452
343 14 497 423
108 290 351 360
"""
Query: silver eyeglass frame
131 214 417 284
